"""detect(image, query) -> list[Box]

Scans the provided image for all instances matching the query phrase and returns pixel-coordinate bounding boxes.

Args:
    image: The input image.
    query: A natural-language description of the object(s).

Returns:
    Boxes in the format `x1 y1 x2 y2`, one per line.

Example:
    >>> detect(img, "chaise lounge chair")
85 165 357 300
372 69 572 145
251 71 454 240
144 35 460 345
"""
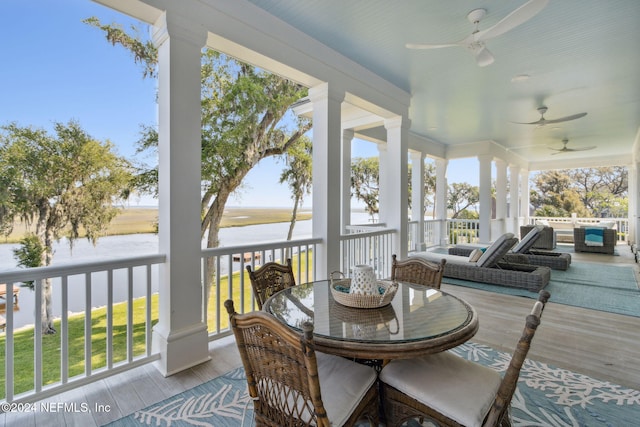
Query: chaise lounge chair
448 225 572 270
413 233 551 292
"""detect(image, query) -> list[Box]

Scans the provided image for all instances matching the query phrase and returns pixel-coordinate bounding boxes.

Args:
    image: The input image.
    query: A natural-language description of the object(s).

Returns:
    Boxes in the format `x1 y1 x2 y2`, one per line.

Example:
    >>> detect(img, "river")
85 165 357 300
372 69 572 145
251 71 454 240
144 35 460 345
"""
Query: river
0 213 374 330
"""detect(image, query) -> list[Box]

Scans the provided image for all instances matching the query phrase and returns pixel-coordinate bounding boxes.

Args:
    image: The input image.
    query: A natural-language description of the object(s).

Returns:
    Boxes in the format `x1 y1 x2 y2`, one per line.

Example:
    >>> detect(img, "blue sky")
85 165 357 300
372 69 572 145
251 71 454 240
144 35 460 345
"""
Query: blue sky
1 0 477 209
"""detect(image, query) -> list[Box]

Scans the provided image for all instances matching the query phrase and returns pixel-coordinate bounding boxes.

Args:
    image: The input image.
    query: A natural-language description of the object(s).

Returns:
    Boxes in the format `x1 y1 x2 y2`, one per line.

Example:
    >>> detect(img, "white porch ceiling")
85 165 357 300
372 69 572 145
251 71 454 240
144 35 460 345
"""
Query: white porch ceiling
246 0 640 170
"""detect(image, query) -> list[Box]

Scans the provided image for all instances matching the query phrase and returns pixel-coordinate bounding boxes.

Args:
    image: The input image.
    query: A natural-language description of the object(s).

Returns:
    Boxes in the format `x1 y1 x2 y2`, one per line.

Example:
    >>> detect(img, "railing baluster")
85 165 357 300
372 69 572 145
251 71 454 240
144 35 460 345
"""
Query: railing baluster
5 281 15 402
146 264 153 356
34 278 43 393
127 266 134 363
61 275 69 384
85 272 92 376
106 269 113 369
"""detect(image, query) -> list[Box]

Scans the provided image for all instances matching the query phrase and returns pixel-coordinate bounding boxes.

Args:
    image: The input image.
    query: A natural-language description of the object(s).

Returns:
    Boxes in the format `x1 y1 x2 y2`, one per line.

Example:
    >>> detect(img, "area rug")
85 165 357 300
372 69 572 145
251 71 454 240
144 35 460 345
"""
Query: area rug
106 342 639 427
443 261 640 317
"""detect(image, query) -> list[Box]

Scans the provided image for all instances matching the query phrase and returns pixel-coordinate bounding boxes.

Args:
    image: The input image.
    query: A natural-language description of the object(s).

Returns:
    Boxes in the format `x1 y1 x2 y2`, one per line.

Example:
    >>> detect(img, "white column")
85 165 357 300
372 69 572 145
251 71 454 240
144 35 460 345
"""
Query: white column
509 165 521 235
435 158 448 245
152 13 209 376
630 163 639 245
520 169 530 223
377 142 388 224
309 83 344 279
341 129 354 232
410 151 425 251
478 155 493 243
495 159 507 236
384 116 410 258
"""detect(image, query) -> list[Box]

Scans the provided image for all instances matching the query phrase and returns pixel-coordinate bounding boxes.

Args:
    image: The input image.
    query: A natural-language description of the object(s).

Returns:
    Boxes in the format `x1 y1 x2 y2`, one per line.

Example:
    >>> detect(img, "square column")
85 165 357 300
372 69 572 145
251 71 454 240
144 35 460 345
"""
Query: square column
384 116 409 258
410 151 425 250
520 169 530 222
152 13 209 376
478 155 493 244
509 165 521 235
341 129 354 232
309 83 344 279
435 158 448 246
494 159 507 236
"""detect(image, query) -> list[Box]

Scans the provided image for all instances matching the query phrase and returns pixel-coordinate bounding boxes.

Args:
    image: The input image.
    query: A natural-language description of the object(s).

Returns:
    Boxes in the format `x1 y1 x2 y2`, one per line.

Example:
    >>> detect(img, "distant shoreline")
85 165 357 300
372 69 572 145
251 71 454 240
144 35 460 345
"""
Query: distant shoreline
2 206 314 244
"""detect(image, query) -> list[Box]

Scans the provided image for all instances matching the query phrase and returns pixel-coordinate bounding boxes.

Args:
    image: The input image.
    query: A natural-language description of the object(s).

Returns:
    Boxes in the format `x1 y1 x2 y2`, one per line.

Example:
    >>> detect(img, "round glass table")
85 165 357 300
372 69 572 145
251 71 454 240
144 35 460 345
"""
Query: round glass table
263 280 478 360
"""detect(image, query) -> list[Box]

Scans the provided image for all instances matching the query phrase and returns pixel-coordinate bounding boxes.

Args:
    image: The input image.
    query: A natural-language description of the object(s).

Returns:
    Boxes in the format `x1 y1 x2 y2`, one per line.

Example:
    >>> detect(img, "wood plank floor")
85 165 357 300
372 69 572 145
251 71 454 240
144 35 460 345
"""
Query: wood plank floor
4 243 639 426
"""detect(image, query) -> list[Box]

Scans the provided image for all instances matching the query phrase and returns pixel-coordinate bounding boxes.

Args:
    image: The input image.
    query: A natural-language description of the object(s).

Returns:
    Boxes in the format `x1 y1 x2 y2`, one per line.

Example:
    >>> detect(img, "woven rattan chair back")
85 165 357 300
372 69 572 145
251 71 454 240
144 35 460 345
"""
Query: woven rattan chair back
391 254 446 289
483 289 550 426
246 259 295 309
224 300 379 427
381 290 550 427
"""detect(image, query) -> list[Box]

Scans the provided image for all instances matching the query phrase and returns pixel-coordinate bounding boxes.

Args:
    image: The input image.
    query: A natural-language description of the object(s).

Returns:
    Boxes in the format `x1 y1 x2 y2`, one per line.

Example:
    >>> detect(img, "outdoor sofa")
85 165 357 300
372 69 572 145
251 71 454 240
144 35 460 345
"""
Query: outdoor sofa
450 225 571 271
413 233 551 292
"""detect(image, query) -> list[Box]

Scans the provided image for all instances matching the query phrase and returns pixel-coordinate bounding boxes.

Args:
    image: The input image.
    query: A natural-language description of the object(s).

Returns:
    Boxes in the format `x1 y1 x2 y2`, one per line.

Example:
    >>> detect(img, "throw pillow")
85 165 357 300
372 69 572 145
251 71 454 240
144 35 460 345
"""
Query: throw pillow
468 248 483 262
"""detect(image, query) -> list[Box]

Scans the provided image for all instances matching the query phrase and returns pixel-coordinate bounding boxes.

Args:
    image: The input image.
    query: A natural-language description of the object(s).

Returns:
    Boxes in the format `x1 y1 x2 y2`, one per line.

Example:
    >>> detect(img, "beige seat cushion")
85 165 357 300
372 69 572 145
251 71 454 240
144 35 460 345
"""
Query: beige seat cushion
380 351 502 427
316 352 378 425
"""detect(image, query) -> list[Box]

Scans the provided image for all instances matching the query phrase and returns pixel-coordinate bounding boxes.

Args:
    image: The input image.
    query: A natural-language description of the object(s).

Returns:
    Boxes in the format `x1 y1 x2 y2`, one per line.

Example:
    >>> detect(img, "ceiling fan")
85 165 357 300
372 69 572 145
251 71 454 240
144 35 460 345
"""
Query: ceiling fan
514 106 588 126
406 0 549 67
549 138 596 155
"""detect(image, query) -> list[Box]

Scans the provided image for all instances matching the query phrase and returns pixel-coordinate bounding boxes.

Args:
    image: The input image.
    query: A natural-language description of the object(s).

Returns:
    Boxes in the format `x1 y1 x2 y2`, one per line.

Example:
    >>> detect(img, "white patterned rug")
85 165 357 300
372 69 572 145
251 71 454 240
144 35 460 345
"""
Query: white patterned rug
107 342 639 427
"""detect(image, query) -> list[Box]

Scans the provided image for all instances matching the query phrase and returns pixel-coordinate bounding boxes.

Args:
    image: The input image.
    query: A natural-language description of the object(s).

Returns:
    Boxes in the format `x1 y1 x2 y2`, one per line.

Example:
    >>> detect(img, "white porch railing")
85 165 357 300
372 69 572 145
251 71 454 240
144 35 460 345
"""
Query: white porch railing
339 227 396 279
524 216 629 242
0 230 397 404
200 237 321 335
0 254 164 403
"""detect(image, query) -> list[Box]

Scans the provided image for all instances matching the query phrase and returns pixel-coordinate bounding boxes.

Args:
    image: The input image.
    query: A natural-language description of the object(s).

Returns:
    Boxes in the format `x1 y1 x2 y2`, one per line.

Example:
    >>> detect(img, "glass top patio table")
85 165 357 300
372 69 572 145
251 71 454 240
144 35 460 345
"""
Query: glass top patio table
263 280 478 360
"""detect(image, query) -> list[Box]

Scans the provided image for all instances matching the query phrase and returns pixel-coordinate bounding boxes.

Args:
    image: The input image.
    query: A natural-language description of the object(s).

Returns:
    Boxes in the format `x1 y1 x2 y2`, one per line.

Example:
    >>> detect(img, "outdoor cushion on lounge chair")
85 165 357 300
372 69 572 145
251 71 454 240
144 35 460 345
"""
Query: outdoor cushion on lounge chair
415 233 551 292
449 225 571 271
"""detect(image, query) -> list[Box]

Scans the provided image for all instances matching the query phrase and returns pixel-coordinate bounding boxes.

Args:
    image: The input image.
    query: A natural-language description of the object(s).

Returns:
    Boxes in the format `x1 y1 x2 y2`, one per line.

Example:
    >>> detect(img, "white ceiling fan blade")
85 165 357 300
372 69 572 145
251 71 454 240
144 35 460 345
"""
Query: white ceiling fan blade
511 119 543 125
405 42 462 50
473 45 495 67
476 0 549 41
568 146 597 152
543 112 588 124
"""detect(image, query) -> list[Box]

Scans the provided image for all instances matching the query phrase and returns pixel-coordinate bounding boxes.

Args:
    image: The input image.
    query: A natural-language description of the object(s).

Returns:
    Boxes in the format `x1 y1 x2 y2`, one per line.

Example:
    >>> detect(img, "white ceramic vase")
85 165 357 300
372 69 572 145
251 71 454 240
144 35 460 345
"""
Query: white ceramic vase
350 265 377 295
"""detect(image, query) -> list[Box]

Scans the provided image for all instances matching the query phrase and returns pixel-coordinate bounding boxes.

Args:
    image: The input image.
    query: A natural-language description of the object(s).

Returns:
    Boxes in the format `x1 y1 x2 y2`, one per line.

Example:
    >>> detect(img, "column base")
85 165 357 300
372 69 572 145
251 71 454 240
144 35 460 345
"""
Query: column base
152 322 210 376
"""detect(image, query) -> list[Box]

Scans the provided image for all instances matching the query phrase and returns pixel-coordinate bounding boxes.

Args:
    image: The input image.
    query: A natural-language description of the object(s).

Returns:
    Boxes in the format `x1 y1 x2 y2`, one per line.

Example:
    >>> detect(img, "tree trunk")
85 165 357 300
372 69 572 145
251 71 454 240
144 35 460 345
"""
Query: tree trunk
36 204 56 335
285 196 301 259
203 192 230 304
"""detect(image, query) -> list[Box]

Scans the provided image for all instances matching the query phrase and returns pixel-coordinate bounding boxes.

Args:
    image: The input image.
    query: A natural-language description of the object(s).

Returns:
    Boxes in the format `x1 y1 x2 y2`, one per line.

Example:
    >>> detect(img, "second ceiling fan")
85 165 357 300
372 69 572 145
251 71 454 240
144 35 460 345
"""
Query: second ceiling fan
549 138 596 155
514 106 588 127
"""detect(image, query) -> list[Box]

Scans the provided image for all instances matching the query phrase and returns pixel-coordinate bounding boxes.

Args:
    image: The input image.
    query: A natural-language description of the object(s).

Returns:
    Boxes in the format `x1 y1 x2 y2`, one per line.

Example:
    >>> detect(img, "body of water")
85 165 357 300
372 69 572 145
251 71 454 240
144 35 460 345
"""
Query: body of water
0 213 375 330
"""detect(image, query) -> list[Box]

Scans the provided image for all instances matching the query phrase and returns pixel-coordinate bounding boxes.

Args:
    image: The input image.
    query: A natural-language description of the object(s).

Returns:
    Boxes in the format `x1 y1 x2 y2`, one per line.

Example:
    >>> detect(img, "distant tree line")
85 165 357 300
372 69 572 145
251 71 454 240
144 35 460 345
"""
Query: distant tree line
350 158 627 220
530 167 627 218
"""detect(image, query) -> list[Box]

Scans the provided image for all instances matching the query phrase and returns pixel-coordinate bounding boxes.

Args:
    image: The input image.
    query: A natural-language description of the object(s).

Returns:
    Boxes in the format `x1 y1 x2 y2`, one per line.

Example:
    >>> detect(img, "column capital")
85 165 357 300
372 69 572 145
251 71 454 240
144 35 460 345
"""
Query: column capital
152 12 207 48
384 115 410 130
342 128 355 141
477 153 493 163
308 82 345 104
409 150 425 161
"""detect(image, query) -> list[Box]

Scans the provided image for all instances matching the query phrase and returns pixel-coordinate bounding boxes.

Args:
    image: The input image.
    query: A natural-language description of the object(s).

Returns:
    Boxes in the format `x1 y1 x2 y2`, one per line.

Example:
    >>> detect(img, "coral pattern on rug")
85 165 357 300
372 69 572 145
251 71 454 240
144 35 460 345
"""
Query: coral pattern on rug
108 342 639 427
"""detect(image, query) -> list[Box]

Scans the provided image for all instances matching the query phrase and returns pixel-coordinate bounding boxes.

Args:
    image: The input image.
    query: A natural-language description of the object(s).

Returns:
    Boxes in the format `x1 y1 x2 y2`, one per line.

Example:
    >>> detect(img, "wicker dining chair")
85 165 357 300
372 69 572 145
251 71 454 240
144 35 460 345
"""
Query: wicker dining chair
246 258 295 309
379 290 551 427
224 300 380 427
391 254 447 289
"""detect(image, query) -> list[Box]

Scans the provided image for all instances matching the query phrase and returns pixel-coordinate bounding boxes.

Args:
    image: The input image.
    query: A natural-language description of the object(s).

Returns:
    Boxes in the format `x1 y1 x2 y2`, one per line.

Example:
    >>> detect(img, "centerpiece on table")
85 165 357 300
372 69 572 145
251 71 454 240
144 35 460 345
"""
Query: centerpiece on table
330 265 398 308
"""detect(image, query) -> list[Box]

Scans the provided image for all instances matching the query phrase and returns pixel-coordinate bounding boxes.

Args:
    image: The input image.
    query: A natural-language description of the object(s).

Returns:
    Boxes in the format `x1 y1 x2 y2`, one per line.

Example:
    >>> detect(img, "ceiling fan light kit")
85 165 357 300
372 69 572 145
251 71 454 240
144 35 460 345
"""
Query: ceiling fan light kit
406 0 549 67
